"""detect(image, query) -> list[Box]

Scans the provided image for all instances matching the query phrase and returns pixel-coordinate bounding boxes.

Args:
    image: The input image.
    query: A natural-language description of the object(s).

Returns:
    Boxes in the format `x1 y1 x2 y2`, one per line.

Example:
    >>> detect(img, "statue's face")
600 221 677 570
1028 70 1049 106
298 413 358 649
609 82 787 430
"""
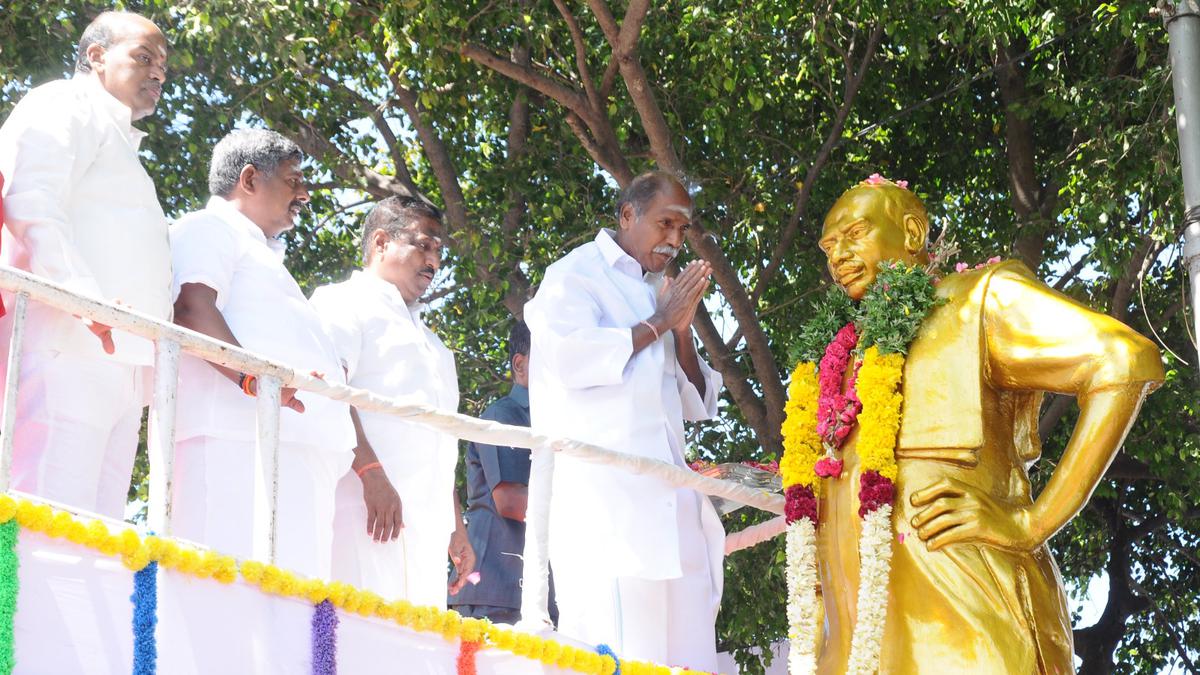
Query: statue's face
819 189 920 300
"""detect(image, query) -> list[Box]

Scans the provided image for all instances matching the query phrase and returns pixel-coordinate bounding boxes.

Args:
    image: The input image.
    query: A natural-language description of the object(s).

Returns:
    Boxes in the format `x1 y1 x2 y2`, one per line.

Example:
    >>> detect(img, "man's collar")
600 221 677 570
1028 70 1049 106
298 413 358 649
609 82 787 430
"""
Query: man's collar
349 269 427 318
508 383 529 408
205 196 287 259
74 74 148 146
595 228 662 284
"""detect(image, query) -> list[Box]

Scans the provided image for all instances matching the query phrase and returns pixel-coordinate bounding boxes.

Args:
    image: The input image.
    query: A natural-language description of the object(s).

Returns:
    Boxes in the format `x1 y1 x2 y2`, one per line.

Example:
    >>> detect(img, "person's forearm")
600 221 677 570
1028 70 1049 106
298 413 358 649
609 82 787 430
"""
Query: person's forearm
173 298 243 384
349 408 381 471
1028 385 1152 544
631 313 670 355
673 327 706 398
452 488 467 533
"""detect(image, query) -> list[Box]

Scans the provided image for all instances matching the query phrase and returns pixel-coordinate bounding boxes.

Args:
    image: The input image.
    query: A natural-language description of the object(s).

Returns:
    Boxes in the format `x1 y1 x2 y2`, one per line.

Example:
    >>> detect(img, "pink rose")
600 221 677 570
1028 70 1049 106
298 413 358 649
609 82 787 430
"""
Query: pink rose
955 262 969 273
814 456 844 478
987 256 1002 265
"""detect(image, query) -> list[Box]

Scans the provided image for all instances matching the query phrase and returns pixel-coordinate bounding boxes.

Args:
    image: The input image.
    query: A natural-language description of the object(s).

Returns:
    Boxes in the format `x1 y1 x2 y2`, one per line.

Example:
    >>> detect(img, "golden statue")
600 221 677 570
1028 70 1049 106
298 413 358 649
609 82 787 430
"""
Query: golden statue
809 178 1164 673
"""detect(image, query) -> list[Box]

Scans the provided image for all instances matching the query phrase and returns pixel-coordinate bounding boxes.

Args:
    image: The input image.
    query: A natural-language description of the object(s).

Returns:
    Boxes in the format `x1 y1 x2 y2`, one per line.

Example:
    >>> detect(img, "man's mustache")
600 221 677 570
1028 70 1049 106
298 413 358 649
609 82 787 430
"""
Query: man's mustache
653 244 679 259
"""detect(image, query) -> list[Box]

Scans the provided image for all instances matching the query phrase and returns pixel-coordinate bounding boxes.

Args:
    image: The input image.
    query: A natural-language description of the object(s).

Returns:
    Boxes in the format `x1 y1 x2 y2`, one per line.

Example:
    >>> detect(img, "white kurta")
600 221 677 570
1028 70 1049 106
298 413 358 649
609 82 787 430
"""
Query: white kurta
523 229 725 669
0 75 172 517
169 197 354 578
311 271 460 607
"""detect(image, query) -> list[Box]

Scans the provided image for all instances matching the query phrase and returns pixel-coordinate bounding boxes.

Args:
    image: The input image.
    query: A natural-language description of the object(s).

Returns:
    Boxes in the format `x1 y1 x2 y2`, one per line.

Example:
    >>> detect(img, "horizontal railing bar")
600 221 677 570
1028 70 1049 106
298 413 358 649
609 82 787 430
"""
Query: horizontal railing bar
0 266 784 516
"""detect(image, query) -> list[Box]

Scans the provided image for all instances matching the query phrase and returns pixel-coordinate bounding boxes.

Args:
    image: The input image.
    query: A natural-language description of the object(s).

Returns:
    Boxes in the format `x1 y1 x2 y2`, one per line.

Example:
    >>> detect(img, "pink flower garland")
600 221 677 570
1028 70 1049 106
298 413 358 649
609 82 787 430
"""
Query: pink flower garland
815 323 862 450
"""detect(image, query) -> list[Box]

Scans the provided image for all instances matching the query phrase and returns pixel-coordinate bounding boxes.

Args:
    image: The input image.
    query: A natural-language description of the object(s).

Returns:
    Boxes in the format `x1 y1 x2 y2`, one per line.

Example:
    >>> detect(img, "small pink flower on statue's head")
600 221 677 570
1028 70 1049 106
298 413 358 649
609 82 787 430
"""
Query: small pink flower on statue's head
987 256 1002 265
895 180 909 189
955 262 969 273
814 456 844 478
865 173 885 185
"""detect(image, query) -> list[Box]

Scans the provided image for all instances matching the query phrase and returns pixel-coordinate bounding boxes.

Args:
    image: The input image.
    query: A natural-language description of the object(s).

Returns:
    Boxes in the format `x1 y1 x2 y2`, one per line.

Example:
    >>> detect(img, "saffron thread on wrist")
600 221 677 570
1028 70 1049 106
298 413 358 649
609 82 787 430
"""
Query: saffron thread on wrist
355 461 383 478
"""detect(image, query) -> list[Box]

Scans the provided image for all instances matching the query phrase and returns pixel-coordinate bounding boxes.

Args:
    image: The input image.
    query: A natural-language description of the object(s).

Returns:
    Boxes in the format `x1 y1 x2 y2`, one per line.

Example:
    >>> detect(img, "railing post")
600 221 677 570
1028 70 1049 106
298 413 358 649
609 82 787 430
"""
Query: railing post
0 293 29 493
147 338 180 535
252 374 282 565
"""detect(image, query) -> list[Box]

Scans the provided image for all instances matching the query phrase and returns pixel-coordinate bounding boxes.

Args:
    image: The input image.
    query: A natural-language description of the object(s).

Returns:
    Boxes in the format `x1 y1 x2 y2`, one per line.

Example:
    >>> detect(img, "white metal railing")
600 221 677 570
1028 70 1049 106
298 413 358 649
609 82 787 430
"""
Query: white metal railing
0 265 785 569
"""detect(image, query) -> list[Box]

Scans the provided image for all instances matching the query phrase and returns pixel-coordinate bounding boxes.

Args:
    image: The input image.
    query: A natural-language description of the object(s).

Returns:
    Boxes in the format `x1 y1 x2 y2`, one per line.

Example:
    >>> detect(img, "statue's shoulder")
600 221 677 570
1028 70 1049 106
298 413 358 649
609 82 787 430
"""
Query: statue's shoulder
934 259 1036 303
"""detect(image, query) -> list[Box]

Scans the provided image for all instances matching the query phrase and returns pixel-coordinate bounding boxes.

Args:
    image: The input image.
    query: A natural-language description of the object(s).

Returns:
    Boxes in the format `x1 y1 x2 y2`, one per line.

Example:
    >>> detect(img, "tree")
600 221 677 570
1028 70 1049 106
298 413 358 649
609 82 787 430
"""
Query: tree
1 1 1196 671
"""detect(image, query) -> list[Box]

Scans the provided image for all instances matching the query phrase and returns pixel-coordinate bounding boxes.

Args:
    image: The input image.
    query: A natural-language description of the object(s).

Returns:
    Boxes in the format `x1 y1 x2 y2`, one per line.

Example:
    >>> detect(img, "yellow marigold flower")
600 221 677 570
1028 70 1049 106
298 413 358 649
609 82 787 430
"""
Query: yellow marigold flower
440 610 462 640
391 600 416 627
0 495 17 523
117 529 141 557
855 346 904 481
781 361 822 490
460 617 487 642
240 560 265 584
46 511 72 538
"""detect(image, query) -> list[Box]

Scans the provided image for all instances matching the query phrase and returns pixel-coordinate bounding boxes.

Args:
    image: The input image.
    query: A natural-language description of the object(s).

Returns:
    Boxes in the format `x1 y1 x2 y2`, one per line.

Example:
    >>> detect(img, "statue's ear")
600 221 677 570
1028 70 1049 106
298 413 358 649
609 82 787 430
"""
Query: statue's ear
903 213 928 255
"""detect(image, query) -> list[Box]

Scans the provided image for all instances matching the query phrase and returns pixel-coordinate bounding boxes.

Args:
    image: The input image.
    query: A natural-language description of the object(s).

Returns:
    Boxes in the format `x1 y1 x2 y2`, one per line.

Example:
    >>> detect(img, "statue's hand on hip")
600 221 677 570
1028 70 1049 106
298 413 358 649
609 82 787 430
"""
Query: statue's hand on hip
909 477 1041 553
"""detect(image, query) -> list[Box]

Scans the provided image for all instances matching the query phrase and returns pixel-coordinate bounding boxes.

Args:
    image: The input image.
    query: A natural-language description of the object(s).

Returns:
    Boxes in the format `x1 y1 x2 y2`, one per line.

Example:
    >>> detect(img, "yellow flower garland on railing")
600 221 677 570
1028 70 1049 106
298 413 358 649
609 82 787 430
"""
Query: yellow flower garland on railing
0 494 715 675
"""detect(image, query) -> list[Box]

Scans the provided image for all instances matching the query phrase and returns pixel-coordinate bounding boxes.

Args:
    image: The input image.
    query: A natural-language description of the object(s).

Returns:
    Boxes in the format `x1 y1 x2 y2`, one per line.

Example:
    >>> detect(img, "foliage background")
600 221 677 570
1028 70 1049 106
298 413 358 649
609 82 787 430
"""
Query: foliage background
1 1 1197 672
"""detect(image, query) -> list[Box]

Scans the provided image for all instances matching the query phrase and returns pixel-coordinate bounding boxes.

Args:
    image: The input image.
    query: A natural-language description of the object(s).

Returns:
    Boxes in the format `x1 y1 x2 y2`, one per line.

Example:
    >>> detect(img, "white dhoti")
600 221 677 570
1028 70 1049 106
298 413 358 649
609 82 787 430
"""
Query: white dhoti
9 350 144 519
554 486 721 672
331 467 452 608
170 437 344 579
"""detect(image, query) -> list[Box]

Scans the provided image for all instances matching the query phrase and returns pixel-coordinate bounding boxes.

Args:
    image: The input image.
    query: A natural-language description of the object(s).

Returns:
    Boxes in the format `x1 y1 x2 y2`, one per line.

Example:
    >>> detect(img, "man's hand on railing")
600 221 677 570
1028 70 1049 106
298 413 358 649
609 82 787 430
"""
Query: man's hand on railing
81 317 115 354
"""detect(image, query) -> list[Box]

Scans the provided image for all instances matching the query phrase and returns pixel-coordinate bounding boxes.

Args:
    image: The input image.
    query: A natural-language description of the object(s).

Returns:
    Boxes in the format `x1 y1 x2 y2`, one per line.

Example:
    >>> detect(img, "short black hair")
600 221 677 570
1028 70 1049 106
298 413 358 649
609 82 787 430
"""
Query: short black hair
615 171 687 222
507 320 530 361
361 196 444 264
208 129 303 197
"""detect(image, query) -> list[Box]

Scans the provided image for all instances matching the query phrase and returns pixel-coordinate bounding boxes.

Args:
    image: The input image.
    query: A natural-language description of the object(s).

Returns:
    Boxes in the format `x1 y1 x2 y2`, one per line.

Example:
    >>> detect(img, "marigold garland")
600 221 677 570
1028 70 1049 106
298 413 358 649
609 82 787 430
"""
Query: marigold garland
780 253 948 674
0 494 711 675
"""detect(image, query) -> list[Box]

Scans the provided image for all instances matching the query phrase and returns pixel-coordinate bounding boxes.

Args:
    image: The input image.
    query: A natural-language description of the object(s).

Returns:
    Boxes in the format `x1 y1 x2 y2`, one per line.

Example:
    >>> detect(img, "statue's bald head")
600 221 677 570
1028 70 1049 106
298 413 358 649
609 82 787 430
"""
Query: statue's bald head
75 11 163 74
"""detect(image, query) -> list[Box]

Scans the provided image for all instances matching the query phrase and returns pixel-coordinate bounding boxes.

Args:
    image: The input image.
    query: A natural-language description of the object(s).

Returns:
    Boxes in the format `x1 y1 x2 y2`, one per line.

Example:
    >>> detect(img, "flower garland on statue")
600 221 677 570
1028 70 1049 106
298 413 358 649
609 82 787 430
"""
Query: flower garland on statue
781 244 945 674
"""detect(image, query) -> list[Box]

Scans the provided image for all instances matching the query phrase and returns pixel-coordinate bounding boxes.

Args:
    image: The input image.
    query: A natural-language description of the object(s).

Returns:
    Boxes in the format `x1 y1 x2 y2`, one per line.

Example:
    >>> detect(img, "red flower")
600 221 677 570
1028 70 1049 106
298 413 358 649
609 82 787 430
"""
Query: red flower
858 470 895 518
785 484 818 525
814 457 843 478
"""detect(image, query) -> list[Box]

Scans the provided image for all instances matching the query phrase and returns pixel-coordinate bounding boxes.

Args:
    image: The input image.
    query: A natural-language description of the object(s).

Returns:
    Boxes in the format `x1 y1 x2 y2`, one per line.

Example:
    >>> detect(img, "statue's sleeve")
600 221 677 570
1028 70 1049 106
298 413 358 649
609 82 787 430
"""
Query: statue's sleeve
981 264 1164 396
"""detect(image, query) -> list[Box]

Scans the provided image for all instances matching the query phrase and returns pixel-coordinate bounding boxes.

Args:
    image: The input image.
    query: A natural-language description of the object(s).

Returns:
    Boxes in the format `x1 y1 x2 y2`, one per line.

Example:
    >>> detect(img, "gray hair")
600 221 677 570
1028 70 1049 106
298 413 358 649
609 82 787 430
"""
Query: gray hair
615 171 689 222
361 196 444 265
208 129 303 197
75 11 150 74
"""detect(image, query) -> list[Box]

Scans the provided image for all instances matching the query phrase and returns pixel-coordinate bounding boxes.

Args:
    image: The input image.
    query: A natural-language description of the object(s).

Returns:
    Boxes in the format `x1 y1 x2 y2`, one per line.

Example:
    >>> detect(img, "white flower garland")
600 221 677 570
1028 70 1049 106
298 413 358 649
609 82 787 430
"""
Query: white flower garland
785 520 820 674
845 504 894 674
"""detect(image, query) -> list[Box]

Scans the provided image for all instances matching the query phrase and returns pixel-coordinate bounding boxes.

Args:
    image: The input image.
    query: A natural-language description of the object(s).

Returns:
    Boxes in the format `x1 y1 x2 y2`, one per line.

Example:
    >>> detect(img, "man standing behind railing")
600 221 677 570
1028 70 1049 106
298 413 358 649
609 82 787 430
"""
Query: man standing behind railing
0 11 172 518
168 129 354 579
523 172 725 671
310 197 475 609
449 320 557 626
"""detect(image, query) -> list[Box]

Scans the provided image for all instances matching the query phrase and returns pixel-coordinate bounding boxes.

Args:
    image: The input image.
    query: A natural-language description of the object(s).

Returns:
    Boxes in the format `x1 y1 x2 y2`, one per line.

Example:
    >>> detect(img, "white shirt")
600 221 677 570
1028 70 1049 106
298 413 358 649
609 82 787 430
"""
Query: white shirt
524 229 722 580
169 197 354 456
311 270 461 536
0 75 172 365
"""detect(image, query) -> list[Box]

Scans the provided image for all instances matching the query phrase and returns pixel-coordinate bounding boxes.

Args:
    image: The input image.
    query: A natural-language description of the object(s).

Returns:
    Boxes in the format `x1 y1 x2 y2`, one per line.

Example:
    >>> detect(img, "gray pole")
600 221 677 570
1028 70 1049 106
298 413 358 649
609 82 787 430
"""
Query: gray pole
1162 0 1200 368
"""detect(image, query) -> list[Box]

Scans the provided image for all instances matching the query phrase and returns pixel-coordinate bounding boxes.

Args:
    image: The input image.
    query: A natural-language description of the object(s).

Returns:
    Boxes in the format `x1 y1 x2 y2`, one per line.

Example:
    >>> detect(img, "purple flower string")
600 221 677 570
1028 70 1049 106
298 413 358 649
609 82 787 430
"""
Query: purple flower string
131 561 157 675
311 600 338 675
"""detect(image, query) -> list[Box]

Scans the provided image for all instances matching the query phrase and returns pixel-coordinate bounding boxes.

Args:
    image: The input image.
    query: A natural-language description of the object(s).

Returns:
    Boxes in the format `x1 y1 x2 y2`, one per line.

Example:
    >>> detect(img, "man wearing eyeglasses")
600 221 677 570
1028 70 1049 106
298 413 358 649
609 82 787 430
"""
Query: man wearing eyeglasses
312 196 475 608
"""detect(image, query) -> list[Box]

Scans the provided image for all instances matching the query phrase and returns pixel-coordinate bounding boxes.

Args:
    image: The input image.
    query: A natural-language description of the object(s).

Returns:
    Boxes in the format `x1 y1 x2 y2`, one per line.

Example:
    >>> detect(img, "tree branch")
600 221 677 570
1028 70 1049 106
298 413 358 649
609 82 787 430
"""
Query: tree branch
284 113 416 200
753 23 883 302
693 306 776 452
459 43 589 115
314 73 420 196
378 58 470 232
551 0 602 111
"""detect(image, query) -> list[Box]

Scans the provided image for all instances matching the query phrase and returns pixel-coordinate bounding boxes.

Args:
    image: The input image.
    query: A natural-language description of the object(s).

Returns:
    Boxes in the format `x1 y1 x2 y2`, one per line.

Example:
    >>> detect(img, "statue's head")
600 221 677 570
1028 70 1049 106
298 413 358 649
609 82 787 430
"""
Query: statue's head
819 176 930 300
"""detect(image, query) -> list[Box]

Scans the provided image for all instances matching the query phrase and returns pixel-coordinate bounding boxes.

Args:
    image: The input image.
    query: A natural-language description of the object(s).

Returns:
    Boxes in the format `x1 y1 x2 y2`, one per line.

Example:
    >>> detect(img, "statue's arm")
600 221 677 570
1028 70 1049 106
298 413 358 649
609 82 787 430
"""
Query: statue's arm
983 269 1164 548
911 266 1163 552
